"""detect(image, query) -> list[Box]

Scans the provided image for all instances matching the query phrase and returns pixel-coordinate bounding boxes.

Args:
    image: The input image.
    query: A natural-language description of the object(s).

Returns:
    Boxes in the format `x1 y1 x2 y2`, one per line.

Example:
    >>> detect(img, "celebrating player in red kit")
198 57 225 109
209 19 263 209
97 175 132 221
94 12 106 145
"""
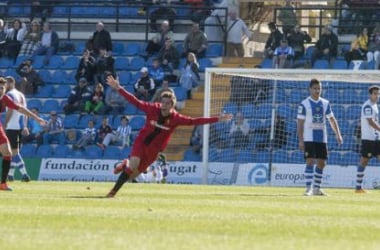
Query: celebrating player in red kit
106 75 232 197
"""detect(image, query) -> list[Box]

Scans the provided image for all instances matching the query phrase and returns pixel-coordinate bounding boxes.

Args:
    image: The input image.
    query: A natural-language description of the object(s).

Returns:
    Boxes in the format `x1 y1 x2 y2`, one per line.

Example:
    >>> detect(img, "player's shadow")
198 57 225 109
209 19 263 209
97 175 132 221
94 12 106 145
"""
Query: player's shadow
213 193 300 197
67 195 110 199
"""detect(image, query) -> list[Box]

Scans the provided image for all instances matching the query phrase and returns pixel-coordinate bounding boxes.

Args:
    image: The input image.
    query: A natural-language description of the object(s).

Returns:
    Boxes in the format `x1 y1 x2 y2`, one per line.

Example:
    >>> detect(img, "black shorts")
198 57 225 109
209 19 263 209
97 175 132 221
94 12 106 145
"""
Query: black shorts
6 129 22 149
304 142 328 160
361 140 380 158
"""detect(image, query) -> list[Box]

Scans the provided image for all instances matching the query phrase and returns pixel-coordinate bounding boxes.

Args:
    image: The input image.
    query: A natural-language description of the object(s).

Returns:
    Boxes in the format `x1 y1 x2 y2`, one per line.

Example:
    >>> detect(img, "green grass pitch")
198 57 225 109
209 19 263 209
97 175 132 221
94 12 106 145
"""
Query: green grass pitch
1 182 380 250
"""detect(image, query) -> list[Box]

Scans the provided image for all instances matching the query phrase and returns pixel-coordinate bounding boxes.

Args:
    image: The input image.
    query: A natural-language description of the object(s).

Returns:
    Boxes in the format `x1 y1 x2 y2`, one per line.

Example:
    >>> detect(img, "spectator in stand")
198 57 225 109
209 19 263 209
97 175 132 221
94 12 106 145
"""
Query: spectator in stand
113 115 132 148
272 38 294 68
264 22 283 59
31 22 59 65
226 8 253 57
84 83 105 115
93 47 115 87
22 107 44 145
104 84 128 115
149 0 176 32
184 0 213 27
310 25 338 67
278 0 297 36
183 22 208 58
134 67 155 101
157 37 180 72
287 24 311 60
87 21 112 57
75 49 96 84
73 119 97 150
345 27 369 66
42 110 65 145
4 19 27 61
145 20 174 57
190 125 203 154
367 25 380 69
149 58 164 88
151 77 174 102
204 0 229 42
229 112 250 150
16 59 44 95
63 77 93 114
179 52 200 99
96 116 113 150
18 20 41 57
0 19 7 57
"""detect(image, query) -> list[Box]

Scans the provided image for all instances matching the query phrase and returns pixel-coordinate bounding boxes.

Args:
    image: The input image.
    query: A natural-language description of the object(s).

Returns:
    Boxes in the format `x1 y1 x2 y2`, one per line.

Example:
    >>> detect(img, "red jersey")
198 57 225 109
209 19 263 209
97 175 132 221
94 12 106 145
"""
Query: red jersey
0 94 20 144
118 88 218 151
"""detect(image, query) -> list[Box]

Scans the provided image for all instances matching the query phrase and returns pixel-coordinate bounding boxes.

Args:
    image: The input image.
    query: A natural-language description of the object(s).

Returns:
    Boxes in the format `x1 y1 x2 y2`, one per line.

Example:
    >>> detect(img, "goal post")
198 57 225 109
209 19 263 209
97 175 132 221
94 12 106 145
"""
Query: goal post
202 68 380 186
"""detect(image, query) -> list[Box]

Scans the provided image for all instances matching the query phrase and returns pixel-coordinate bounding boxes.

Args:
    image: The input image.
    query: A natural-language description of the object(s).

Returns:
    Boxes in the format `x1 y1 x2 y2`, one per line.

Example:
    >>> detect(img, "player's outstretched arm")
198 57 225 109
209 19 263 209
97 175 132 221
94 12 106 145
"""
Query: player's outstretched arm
17 106 46 127
106 75 122 90
218 113 233 122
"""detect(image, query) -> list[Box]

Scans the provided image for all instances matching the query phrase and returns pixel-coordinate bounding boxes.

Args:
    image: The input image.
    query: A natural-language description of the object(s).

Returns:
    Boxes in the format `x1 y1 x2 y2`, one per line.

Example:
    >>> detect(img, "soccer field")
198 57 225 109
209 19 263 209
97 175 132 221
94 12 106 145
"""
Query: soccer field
1 182 379 250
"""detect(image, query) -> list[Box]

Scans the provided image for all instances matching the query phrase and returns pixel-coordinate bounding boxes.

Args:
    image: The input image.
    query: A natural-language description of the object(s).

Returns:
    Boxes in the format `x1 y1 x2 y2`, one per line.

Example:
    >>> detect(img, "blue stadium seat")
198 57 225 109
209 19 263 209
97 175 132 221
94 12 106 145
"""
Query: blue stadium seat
124 104 137 115
113 42 125 56
236 150 255 163
313 59 329 69
68 149 85 158
119 6 140 18
27 99 42 110
64 71 76 85
124 43 142 56
61 56 80 69
54 144 71 158
73 42 86 56
174 86 188 102
63 114 80 129
31 56 45 69
290 151 304 164
40 99 59 113
328 151 342 164
331 59 348 69
14 55 29 68
20 144 37 157
49 71 67 84
218 149 236 162
78 115 96 129
37 69 51 83
118 71 131 85
45 55 64 69
129 116 146 131
247 119 264 130
129 72 141 85
272 150 289 163
85 145 103 159
36 145 53 158
222 102 238 114
208 147 220 162
260 58 273 69
52 85 71 98
331 104 345 120
183 148 202 161
115 57 129 71
277 104 296 119
198 58 213 72
103 146 122 159
34 85 54 98
127 57 145 71
346 105 361 120
206 44 223 57
51 6 69 17
121 146 131 157
254 151 270 163
304 46 315 60
241 103 256 119
176 43 184 55
0 57 14 68
341 151 359 166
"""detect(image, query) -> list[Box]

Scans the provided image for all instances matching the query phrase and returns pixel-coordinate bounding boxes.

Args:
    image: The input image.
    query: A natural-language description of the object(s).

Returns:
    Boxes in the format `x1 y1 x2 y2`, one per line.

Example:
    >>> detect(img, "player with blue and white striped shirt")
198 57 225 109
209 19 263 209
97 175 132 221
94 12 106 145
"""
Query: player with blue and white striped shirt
355 85 380 193
297 79 343 196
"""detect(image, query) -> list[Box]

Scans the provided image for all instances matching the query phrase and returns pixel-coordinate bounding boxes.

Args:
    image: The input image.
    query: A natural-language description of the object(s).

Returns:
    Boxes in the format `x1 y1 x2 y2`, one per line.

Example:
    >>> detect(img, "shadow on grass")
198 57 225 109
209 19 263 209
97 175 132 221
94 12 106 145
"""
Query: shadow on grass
67 195 111 199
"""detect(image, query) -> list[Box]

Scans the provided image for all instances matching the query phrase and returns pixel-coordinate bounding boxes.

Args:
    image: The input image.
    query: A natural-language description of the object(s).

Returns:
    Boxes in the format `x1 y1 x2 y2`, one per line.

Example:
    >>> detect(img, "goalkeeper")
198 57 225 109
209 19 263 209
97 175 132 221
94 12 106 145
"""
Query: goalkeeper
105 75 232 198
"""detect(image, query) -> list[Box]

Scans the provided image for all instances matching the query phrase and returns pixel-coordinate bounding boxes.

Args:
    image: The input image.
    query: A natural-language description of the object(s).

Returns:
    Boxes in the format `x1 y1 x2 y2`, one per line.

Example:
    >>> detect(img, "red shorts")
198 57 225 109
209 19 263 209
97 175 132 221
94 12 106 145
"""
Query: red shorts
130 139 160 173
0 124 9 145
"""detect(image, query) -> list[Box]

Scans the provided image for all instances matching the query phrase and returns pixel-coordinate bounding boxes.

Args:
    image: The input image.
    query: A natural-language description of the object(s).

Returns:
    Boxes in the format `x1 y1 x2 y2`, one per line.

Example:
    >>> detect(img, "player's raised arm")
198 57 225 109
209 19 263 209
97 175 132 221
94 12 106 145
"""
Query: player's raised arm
106 75 122 90
218 113 233 122
17 106 46 127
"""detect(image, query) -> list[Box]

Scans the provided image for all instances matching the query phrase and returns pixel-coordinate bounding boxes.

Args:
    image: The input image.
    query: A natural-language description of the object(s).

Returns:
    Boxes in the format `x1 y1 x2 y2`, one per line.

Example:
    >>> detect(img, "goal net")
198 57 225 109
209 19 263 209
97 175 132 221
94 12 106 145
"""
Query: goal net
202 68 380 188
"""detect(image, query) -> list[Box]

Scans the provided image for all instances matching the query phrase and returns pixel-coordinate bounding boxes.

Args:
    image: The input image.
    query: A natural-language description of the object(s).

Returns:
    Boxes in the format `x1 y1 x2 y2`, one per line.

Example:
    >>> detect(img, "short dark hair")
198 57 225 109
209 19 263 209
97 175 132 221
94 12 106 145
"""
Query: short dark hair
369 85 380 94
309 78 321 88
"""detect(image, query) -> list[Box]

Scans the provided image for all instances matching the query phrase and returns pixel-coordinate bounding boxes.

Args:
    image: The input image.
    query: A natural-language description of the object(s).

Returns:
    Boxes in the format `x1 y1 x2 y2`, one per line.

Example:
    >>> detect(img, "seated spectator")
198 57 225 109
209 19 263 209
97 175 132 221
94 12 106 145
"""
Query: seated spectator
22 107 44 146
104 84 128 115
145 20 174 56
149 58 164 88
367 25 380 69
42 110 65 145
75 49 96 84
183 22 208 58
113 116 132 148
151 77 174 102
16 59 44 95
134 67 155 101
0 19 7 57
287 24 311 60
190 125 203 154
4 19 27 60
73 119 97 150
345 27 369 66
94 47 115 87
179 52 200 99
87 21 112 57
264 22 283 59
63 77 93 114
272 39 294 68
229 112 250 150
226 9 253 57
84 83 105 115
96 116 113 150
149 0 176 32
311 25 338 66
31 22 59 65
157 37 180 72
18 20 41 57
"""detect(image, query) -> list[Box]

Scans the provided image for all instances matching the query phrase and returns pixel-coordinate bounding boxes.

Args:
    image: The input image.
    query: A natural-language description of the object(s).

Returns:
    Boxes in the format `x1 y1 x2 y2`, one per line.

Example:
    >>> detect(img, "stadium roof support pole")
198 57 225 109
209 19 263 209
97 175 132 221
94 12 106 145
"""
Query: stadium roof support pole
202 70 213 185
